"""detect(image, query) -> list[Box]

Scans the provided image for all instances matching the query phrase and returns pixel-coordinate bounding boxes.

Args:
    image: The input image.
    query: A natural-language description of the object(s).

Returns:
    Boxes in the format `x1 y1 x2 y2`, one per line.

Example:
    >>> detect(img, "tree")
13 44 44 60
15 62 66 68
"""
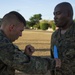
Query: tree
26 20 35 28
49 20 56 31
40 20 49 30
30 14 42 23
28 14 42 27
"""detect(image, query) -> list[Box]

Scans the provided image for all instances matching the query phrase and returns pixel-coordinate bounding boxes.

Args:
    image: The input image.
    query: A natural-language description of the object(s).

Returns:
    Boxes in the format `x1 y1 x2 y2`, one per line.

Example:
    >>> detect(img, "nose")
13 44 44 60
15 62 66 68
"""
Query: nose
53 12 56 20
54 16 56 22
54 14 58 22
54 13 57 19
54 16 56 20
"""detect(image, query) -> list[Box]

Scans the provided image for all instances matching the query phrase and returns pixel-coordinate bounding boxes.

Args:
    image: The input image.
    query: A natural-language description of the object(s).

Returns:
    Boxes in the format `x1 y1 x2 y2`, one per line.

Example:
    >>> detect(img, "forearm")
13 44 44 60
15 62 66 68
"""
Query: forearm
13 56 55 74
0 48 55 74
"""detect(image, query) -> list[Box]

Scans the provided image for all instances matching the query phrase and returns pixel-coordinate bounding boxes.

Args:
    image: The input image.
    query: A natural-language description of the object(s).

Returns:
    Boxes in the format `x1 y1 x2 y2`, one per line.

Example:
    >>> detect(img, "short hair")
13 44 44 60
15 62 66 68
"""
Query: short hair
2 11 26 26
56 2 73 18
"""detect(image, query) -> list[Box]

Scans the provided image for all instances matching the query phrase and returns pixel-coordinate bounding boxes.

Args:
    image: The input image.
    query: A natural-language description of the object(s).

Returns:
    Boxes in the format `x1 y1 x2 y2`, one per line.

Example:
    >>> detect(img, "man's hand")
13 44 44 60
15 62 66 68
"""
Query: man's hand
24 44 35 56
54 58 61 68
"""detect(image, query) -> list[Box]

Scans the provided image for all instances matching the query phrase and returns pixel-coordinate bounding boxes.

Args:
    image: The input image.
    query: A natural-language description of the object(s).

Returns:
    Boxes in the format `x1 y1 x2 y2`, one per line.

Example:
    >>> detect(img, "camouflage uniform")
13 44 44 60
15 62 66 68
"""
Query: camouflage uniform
0 30 55 75
50 22 75 75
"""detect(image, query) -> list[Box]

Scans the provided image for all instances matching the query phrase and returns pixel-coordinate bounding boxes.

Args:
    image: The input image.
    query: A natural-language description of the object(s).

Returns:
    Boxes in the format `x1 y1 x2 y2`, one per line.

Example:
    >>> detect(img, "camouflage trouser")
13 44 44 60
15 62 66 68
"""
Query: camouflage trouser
29 70 51 75
15 70 51 75
51 69 74 75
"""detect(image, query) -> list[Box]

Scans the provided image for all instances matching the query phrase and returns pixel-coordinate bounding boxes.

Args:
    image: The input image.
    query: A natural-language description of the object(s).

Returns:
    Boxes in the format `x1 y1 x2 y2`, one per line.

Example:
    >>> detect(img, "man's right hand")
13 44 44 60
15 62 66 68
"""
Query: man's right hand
54 58 61 68
24 44 35 56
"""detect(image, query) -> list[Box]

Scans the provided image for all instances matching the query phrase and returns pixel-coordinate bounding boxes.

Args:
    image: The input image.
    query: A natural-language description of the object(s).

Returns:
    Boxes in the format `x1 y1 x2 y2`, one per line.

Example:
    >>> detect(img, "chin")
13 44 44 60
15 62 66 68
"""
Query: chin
56 25 59 27
56 24 61 27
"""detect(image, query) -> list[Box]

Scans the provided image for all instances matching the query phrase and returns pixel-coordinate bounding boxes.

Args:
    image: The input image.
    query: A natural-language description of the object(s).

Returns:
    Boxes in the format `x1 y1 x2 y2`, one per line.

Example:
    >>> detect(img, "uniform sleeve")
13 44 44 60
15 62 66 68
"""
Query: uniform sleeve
62 37 75 62
0 43 55 74
61 37 75 74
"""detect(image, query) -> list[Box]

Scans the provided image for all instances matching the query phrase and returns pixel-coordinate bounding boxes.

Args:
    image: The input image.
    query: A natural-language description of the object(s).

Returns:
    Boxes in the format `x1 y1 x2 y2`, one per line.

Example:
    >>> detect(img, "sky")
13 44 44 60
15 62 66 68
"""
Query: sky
0 0 75 20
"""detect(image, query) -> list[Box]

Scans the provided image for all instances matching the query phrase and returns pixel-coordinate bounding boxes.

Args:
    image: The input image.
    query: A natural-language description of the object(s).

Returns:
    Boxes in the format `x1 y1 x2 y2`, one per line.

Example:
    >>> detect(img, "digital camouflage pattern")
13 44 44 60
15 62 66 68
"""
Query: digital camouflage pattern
50 22 75 75
0 30 55 75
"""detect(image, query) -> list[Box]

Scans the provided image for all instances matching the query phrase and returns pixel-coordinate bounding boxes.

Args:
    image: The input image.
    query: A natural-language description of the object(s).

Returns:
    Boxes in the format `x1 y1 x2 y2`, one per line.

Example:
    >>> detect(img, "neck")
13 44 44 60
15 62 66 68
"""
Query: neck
60 20 73 30
60 21 74 34
1 27 12 42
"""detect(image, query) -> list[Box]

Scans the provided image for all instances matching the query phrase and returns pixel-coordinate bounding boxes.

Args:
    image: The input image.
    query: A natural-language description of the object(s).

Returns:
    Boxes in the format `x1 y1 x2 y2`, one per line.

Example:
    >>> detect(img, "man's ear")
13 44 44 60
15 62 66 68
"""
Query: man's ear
9 24 14 31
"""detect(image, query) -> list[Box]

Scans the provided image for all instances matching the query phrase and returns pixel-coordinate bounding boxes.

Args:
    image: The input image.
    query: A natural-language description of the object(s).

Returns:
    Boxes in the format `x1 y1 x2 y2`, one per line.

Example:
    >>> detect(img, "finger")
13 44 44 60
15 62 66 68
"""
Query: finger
28 46 35 52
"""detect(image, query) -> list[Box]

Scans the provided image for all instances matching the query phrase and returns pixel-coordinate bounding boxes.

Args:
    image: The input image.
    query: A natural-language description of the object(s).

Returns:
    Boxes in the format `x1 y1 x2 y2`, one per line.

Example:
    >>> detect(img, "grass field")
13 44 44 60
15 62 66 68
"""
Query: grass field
14 29 53 56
